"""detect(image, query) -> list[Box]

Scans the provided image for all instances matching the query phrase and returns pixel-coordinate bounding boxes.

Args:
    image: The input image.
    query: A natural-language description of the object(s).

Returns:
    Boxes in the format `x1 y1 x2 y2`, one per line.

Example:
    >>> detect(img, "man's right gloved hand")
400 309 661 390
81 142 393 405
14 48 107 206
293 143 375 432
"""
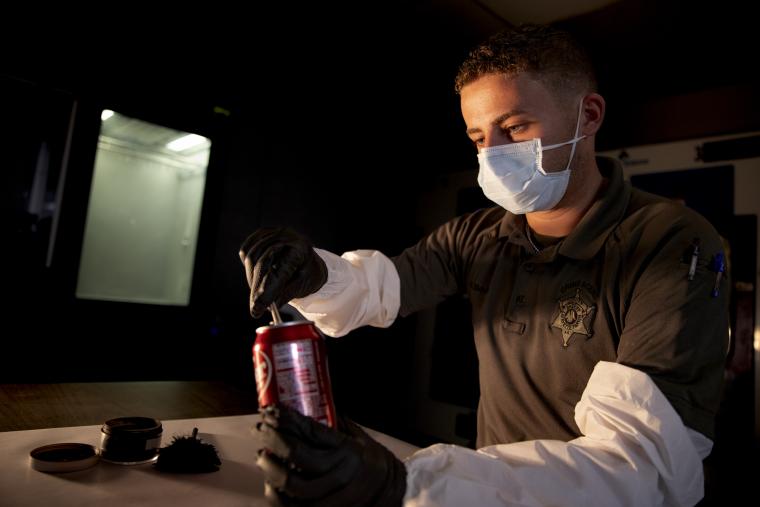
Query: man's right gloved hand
239 227 328 318
254 404 407 507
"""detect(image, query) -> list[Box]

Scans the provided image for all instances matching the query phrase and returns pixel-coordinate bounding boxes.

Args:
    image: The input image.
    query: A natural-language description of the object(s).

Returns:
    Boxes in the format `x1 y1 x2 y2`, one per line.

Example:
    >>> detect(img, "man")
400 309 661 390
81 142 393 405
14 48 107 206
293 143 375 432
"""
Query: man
241 24 728 506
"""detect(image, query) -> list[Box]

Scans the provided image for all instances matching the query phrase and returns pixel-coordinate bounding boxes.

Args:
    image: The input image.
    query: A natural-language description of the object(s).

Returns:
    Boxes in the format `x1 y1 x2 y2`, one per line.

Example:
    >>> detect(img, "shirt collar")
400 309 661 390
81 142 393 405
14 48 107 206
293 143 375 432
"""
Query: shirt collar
497 156 631 260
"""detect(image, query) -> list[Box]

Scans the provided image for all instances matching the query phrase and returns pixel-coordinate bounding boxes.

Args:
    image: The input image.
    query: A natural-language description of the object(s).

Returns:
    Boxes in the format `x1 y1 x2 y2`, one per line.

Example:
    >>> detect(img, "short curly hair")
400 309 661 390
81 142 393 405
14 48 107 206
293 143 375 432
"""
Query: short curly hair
454 24 597 100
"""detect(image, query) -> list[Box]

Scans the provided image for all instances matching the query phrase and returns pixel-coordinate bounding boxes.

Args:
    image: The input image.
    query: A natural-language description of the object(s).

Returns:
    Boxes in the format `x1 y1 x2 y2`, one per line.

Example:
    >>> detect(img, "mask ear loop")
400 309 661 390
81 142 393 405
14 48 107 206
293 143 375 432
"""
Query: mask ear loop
542 97 587 172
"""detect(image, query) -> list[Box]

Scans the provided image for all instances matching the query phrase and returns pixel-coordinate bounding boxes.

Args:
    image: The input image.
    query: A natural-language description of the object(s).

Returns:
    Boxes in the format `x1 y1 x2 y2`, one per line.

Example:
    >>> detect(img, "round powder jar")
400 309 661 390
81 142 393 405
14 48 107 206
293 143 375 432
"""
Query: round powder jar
99 417 162 464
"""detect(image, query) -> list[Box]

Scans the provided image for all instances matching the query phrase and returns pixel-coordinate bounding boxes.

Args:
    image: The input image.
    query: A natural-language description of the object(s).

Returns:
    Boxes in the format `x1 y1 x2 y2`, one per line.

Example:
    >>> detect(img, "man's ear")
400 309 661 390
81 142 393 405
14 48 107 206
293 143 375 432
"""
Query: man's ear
582 93 605 137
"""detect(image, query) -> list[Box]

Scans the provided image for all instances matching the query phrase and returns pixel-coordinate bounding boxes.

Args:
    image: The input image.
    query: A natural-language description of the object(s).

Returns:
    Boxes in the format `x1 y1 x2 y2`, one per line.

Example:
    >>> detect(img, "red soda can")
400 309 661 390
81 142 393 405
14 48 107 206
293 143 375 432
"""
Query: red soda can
253 321 337 428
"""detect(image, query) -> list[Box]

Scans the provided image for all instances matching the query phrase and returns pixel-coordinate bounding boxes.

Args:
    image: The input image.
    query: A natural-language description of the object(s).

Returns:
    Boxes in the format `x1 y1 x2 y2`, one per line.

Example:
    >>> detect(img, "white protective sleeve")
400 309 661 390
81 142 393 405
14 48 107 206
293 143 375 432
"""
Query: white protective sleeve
402 361 713 507
288 248 400 337
290 249 713 506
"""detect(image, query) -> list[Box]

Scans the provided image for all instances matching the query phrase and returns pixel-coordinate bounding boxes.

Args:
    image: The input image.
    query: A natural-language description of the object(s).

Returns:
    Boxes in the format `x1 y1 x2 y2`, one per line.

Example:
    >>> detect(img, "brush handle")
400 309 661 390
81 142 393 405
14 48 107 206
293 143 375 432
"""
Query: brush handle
269 304 283 325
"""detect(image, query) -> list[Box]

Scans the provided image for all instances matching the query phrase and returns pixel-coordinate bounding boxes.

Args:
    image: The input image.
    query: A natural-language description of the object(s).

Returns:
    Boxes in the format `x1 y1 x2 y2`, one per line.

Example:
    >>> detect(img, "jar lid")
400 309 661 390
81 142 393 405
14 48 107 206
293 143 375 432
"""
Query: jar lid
101 416 162 437
30 443 100 473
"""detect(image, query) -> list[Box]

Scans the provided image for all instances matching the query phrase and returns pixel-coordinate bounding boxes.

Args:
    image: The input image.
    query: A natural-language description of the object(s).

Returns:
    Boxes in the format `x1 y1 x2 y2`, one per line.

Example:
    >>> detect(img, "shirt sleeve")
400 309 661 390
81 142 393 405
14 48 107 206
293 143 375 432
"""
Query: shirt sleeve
391 210 498 317
390 225 462 318
616 203 729 439
290 207 503 337
288 248 400 337
290 210 492 335
402 361 711 507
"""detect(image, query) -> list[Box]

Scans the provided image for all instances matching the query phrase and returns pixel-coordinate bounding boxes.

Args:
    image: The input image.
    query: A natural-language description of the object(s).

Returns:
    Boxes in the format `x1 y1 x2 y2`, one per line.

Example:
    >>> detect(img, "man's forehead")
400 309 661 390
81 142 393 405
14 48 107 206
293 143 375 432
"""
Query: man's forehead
460 73 558 121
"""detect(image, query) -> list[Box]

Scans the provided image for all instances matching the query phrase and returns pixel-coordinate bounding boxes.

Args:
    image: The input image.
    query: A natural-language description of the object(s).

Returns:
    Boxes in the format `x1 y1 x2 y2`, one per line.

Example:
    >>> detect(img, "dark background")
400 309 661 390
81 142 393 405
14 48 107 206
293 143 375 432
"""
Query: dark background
1 0 758 502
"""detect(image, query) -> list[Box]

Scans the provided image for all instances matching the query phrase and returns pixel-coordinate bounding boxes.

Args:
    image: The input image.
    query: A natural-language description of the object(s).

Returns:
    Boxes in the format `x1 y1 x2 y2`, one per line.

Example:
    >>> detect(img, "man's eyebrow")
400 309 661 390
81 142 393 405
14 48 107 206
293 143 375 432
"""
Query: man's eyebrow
465 109 529 135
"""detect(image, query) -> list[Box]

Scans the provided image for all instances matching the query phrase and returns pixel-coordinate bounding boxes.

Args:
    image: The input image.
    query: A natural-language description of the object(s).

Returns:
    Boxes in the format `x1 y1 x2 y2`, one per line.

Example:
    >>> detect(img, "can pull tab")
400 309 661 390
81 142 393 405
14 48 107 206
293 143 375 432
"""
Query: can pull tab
269 304 283 325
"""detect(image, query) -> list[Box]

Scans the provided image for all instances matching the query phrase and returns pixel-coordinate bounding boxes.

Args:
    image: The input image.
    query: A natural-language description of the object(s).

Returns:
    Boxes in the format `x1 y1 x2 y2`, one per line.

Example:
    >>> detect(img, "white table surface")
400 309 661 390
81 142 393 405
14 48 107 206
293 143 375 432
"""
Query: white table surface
0 413 420 506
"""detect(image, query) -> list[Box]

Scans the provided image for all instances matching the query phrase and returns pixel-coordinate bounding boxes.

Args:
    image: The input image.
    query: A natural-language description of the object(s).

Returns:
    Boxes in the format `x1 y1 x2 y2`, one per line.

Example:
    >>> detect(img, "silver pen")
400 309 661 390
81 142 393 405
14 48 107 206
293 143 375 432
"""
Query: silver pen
688 239 700 281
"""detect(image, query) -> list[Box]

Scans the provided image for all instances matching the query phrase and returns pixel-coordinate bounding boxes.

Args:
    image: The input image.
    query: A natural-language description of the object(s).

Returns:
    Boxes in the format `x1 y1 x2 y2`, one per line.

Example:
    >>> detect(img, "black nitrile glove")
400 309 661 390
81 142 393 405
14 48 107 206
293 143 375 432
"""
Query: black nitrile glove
239 227 328 319
253 405 407 507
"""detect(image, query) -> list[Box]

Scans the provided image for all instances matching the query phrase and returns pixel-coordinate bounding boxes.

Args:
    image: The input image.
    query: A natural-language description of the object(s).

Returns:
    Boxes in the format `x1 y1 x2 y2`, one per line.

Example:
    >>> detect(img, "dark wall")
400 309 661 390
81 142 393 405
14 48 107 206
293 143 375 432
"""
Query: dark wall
0 3 489 441
558 0 760 149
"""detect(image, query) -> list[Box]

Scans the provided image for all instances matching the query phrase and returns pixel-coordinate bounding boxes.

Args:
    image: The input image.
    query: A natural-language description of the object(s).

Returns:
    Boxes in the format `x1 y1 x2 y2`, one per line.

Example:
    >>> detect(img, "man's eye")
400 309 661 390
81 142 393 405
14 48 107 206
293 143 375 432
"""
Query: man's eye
472 138 484 146
506 124 526 134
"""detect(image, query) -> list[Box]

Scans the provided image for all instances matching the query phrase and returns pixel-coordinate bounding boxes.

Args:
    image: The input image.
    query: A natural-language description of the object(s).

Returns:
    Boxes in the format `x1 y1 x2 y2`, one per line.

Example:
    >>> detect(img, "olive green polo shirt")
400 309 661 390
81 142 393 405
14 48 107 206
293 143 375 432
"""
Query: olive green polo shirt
391 156 728 447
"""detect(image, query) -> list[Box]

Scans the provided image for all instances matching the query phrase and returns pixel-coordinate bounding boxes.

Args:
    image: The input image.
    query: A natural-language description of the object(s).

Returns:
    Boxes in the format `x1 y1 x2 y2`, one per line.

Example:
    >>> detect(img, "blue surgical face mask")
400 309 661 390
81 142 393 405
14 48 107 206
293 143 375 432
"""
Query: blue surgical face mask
477 98 587 214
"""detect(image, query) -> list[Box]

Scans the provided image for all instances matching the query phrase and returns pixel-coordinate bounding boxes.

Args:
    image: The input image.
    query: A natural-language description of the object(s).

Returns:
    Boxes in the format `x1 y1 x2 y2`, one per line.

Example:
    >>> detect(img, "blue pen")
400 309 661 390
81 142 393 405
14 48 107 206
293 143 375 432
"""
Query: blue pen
711 252 725 297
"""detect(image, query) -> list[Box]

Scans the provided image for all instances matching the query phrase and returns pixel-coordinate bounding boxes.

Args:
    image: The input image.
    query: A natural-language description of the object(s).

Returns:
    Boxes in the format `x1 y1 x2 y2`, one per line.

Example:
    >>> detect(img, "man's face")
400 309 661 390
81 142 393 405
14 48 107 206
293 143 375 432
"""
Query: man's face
460 72 581 174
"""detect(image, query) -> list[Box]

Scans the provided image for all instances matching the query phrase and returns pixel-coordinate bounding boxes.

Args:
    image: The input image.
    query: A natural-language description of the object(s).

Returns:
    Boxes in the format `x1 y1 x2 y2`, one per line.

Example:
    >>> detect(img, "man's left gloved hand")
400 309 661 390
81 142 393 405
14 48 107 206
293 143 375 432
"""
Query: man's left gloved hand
253 404 407 507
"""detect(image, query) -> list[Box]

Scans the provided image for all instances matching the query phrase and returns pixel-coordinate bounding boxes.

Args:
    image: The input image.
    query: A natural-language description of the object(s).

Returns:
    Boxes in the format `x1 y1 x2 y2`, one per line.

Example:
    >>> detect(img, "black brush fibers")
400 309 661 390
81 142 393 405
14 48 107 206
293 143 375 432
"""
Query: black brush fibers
154 428 221 473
